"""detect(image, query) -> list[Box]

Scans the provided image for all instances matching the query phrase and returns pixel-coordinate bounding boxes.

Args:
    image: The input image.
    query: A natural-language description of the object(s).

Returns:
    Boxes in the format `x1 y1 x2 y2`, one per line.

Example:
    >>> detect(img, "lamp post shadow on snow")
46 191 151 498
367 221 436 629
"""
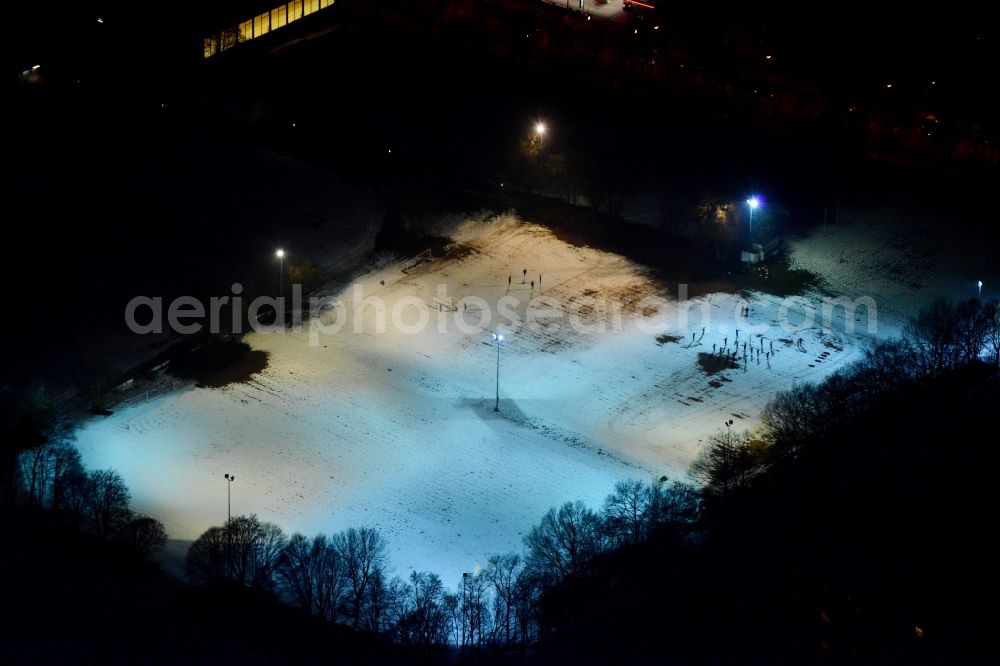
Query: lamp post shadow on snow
458 396 532 424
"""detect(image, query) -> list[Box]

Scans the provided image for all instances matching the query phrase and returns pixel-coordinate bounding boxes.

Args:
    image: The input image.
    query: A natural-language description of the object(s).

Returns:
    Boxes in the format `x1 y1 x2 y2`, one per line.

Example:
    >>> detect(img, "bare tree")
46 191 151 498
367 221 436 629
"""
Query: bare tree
905 299 962 375
485 553 524 647
602 479 651 546
18 439 84 508
760 382 828 450
646 477 702 538
120 514 167 558
61 465 91 525
18 444 52 506
277 533 346 621
48 441 83 512
986 301 1000 366
853 339 915 395
279 534 316 613
362 569 402 634
226 514 286 591
513 570 542 648
689 429 761 495
525 500 603 581
186 526 229 583
953 298 992 363
86 469 131 537
333 526 389 629
459 569 491 648
443 591 461 645
186 516 285 590
393 571 452 647
2 383 74 507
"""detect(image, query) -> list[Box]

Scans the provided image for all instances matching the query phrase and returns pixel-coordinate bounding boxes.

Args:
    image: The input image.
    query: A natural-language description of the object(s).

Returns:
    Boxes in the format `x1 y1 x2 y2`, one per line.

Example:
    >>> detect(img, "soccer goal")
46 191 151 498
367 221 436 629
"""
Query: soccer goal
401 248 433 273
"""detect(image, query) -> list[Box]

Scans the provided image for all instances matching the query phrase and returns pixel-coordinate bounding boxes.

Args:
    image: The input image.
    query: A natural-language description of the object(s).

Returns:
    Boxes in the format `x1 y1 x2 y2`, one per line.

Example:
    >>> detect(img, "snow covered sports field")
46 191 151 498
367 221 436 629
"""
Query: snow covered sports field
75 211 931 580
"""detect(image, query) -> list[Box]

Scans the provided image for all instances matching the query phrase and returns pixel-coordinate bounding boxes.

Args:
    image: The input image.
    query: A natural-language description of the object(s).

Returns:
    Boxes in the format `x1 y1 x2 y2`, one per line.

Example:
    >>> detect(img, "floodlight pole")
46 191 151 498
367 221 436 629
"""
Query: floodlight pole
493 333 503 412
225 473 235 522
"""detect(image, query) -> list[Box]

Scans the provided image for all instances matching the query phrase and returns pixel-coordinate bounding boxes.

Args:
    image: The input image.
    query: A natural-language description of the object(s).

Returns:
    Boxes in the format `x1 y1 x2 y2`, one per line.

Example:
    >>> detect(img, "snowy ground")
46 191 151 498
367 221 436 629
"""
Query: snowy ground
75 208 968 582
789 205 997 333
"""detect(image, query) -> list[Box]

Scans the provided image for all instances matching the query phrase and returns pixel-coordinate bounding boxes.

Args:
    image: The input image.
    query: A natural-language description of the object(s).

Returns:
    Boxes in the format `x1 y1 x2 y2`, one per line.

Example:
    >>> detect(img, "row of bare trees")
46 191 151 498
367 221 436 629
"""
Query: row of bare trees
187 521 399 631
18 439 167 556
183 476 701 651
1 384 167 558
692 298 1000 495
525 478 701 580
906 298 1000 372
762 298 999 447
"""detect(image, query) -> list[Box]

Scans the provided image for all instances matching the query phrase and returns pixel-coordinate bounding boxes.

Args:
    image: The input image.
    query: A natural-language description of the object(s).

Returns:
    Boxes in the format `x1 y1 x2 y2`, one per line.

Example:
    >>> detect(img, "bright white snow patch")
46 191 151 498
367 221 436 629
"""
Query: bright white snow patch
77 213 889 580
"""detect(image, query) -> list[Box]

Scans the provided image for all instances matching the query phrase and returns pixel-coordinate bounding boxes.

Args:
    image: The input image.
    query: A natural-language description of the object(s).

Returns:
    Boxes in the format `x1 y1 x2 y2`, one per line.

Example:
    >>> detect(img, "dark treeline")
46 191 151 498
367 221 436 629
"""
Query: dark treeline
0 384 166 553
536 297 1000 664
180 479 701 658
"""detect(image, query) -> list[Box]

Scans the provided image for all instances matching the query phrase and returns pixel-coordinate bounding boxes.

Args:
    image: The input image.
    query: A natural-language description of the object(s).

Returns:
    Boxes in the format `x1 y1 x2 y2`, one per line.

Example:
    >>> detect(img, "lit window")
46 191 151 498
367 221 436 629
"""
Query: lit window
240 20 253 42
320 0 334 8
254 13 270 37
288 1 303 22
271 7 286 29
304 0 319 15
203 36 218 58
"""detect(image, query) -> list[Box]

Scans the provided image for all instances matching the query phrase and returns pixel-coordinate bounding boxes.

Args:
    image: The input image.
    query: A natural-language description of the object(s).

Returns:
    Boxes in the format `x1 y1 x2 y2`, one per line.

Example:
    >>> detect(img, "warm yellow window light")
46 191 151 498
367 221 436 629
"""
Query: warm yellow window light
271 7 286 29
253 13 270 37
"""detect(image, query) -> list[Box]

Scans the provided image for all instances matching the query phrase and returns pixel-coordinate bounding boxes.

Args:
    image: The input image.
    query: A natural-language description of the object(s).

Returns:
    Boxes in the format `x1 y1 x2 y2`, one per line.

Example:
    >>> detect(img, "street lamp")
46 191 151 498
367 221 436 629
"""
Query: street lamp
492 332 504 412
534 121 546 137
978 280 983 299
275 249 286 298
224 473 235 522
745 196 761 266
746 196 761 246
